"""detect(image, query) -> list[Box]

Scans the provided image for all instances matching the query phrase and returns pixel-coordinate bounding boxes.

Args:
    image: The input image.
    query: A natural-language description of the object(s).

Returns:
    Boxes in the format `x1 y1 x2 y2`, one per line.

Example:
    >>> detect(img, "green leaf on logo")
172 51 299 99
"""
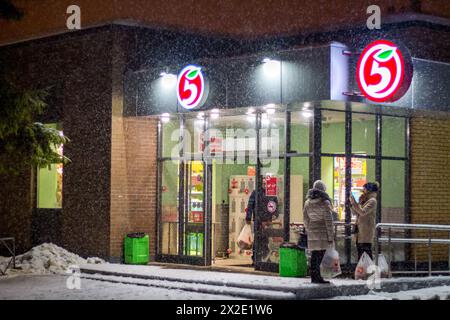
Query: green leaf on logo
187 69 199 79
375 47 396 62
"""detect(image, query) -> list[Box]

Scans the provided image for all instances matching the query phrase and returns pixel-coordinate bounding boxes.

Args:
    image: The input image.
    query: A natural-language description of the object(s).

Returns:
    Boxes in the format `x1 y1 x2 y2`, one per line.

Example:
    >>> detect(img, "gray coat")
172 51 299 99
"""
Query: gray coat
303 198 335 251
352 193 377 244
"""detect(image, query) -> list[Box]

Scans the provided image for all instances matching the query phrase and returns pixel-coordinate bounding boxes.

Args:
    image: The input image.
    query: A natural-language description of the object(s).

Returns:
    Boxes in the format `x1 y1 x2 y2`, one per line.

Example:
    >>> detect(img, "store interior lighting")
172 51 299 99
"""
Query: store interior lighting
302 110 313 118
210 109 220 119
261 113 270 126
246 107 255 115
265 103 276 114
195 112 205 126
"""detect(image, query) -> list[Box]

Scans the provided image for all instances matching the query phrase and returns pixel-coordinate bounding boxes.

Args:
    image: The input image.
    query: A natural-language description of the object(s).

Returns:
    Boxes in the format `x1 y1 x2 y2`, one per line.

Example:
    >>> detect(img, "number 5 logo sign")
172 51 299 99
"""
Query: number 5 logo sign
177 65 208 110
357 40 413 103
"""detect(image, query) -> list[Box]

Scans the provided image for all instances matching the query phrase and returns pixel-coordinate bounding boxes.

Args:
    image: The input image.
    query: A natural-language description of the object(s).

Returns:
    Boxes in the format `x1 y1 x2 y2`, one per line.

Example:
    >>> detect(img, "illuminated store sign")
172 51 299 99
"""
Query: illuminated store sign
357 40 412 103
177 65 207 110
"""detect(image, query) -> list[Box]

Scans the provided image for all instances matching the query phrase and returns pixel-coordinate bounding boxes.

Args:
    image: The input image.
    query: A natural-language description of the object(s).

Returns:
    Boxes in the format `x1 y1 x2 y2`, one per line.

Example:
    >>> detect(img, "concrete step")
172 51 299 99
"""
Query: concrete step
80 264 450 300
80 273 296 300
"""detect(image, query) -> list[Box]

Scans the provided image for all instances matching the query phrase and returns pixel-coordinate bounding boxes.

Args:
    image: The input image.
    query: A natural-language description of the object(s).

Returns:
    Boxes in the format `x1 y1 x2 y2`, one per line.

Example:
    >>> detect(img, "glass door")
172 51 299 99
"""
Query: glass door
183 161 206 258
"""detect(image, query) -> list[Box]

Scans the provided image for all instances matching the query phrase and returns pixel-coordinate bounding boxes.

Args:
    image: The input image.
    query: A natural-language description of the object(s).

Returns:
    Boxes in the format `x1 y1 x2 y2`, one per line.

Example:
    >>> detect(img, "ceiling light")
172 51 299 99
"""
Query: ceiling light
161 113 170 123
210 109 220 119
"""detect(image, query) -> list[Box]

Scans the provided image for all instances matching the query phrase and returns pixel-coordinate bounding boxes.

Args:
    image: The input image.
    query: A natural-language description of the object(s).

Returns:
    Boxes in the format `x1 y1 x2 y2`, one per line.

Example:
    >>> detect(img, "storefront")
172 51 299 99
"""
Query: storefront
152 101 410 272
121 38 450 273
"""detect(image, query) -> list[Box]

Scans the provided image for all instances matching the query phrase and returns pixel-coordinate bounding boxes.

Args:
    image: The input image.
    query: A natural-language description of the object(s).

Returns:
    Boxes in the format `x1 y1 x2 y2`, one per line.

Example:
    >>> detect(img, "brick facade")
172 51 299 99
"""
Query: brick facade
0 26 158 261
0 27 114 258
110 116 158 261
0 168 33 254
410 115 450 262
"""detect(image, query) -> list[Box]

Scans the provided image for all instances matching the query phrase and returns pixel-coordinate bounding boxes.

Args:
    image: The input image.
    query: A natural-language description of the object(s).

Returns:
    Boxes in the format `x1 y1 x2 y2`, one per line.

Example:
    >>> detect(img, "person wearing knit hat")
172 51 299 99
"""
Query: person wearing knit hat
313 180 327 192
303 180 337 284
350 181 380 261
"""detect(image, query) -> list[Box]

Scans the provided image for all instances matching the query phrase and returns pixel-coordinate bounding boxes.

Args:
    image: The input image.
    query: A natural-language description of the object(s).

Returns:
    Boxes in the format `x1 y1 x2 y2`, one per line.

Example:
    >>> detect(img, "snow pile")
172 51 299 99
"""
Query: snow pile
0 243 105 275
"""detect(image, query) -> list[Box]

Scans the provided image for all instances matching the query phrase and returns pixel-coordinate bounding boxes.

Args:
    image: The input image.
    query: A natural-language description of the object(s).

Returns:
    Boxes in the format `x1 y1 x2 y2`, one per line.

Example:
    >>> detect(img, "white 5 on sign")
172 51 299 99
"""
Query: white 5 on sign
177 65 207 110
357 40 413 103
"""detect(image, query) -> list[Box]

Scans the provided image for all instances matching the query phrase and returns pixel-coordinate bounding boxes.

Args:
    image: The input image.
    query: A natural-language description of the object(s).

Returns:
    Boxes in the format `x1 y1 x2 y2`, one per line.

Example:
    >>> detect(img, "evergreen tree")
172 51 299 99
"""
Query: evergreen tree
0 76 70 174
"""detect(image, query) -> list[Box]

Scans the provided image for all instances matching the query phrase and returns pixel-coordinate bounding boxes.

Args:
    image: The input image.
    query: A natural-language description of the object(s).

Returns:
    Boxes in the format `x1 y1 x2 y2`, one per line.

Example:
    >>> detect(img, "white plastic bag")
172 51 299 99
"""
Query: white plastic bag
320 248 342 279
377 254 389 278
237 224 254 250
355 252 375 280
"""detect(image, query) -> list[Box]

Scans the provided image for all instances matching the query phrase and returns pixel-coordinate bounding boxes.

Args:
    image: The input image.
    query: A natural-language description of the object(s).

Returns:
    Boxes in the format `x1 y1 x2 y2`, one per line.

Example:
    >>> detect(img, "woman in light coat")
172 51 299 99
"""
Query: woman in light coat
350 182 379 260
303 180 336 284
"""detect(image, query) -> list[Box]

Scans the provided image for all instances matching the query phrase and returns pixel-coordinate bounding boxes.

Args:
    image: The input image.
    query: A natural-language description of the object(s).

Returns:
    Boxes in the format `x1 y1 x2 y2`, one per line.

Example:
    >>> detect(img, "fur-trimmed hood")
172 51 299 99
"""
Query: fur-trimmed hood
307 188 332 203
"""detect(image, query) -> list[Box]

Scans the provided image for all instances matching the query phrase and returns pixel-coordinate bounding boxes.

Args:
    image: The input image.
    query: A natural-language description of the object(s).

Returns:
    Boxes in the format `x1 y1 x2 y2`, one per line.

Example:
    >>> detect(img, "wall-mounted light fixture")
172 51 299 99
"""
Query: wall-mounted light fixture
160 72 177 88
262 58 281 77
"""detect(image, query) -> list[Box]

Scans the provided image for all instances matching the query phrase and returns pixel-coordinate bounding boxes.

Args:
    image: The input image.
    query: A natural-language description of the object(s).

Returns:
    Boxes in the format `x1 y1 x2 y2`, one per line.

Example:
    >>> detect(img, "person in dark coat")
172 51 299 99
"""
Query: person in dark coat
303 180 337 284
245 180 279 265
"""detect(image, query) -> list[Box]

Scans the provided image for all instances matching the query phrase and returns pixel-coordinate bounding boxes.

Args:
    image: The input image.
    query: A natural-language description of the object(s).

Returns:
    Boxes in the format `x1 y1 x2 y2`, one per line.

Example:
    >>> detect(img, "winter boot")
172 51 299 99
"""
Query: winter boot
310 250 330 284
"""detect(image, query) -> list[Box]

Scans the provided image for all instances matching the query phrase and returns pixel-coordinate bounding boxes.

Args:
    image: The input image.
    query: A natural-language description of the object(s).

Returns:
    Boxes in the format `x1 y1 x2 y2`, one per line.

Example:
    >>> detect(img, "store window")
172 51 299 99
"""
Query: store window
260 110 285 155
321 110 345 154
161 115 181 158
289 157 310 214
382 116 406 158
290 110 312 154
184 116 204 160
37 124 64 209
381 160 406 262
160 160 179 255
352 113 376 156
324 157 375 222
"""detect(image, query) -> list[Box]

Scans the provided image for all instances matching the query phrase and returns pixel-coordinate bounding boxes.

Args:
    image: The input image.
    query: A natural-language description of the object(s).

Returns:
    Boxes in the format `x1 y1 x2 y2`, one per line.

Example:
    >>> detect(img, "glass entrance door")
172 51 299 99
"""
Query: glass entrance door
182 161 206 258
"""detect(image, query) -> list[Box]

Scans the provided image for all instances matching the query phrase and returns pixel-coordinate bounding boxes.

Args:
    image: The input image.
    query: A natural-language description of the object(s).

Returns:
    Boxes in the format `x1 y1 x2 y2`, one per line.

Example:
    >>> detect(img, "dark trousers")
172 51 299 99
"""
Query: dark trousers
356 243 373 261
252 231 269 264
310 250 326 281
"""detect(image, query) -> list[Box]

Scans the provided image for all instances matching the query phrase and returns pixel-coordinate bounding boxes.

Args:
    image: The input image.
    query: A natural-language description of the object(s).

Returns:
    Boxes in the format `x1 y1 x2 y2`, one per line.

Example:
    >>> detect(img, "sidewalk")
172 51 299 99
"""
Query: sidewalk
80 263 450 300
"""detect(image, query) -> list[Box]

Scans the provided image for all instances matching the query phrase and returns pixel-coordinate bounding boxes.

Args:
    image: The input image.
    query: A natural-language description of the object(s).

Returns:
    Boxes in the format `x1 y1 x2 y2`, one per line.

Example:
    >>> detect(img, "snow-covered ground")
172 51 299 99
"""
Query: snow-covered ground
329 286 450 300
0 274 241 300
2 244 450 300
1 273 450 300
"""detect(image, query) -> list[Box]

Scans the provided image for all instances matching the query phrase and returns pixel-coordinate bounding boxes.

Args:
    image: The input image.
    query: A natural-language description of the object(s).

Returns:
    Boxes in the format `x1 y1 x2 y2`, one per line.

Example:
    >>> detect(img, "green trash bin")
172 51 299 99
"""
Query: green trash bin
279 243 307 277
124 233 149 265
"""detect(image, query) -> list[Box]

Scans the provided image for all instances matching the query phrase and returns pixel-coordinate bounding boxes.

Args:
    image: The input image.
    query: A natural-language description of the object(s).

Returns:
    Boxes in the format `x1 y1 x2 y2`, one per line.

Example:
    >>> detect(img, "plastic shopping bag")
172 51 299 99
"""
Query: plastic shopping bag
237 224 254 250
377 254 389 278
320 248 342 279
355 252 375 280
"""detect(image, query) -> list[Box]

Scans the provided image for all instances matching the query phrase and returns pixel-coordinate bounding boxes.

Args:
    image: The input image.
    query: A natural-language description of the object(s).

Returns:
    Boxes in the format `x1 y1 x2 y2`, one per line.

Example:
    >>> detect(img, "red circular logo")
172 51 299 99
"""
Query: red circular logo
177 65 206 110
357 40 412 103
